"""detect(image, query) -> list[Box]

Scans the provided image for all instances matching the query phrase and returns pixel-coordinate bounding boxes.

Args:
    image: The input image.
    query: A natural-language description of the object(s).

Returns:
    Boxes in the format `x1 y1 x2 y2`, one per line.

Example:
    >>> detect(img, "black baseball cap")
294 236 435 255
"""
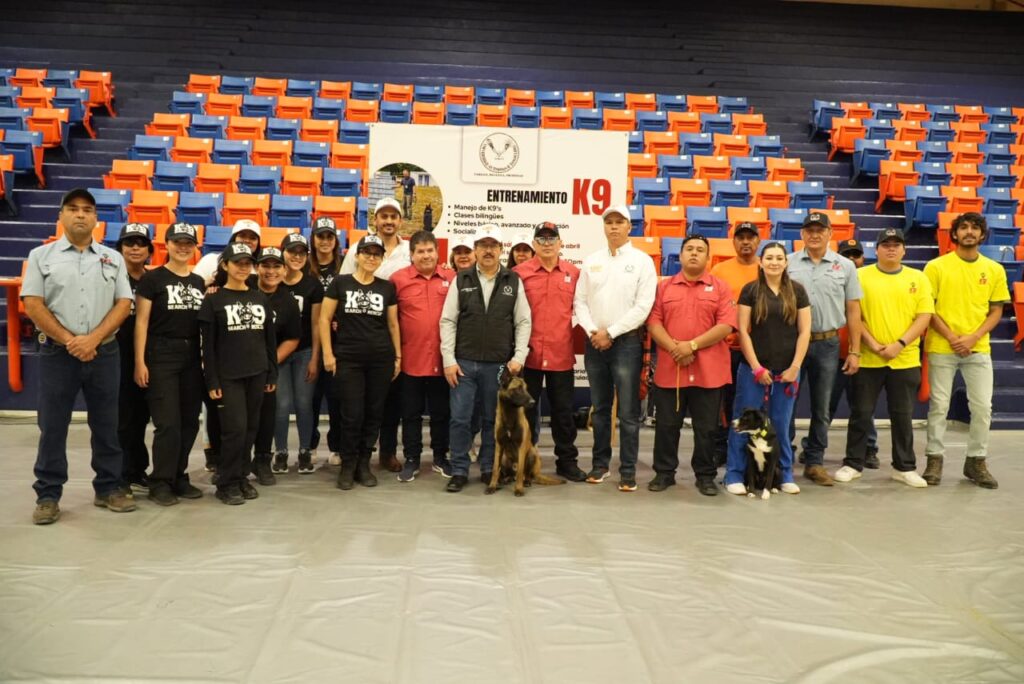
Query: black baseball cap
312 217 337 235
838 238 863 256
60 188 96 208
166 222 199 244
221 243 254 262
878 228 906 244
733 221 759 237
802 212 831 229
356 234 385 254
533 221 560 238
257 246 285 263
281 233 309 252
117 223 152 245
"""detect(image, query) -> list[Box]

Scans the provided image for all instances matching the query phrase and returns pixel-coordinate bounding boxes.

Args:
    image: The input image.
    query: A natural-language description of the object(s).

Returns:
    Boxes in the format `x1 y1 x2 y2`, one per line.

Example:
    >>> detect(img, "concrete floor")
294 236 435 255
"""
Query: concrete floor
1 418 1022 683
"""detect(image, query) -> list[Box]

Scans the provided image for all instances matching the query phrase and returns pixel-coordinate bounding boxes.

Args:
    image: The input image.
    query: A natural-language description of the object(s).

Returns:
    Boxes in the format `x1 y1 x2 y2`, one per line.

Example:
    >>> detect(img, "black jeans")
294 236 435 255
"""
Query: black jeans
652 385 722 481
146 338 203 487
215 373 266 488
844 366 921 472
523 367 579 466
400 374 450 462
714 349 743 462
378 373 404 456
335 356 393 458
311 361 341 453
118 353 150 484
253 388 276 455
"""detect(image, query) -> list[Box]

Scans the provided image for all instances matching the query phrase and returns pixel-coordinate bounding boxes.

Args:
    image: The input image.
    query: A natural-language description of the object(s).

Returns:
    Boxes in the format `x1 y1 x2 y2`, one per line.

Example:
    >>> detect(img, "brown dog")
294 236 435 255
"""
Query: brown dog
488 369 565 496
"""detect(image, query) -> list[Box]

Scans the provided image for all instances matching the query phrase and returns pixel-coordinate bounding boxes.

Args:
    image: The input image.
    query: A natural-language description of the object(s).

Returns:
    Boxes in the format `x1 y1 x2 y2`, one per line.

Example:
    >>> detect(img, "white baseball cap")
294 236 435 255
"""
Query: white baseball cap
473 224 502 245
601 204 632 222
510 230 534 250
374 196 404 218
231 219 262 237
450 235 474 251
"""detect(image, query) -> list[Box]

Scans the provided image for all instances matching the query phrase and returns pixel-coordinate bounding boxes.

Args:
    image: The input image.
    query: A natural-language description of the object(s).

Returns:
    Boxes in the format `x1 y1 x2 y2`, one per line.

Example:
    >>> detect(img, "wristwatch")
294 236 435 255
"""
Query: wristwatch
689 340 699 352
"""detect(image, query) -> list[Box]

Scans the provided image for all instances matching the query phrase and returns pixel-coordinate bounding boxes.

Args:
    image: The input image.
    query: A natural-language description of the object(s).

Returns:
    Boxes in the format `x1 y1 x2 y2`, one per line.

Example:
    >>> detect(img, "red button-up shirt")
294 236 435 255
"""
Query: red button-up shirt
513 257 580 371
647 271 737 389
390 264 452 377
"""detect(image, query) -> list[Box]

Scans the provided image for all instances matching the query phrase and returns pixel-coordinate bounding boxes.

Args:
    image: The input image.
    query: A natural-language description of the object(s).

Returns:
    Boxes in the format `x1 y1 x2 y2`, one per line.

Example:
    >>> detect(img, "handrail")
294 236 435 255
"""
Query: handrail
0 277 24 392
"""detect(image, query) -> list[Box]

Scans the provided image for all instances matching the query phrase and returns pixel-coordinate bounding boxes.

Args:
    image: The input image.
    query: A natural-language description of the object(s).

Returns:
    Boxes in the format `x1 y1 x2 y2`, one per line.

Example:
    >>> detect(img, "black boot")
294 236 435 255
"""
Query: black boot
336 455 357 490
354 453 378 487
252 453 276 486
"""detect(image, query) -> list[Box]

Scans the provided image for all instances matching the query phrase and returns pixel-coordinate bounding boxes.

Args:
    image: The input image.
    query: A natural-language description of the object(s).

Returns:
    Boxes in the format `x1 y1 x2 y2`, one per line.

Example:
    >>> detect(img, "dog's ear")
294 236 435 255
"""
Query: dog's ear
497 365 511 388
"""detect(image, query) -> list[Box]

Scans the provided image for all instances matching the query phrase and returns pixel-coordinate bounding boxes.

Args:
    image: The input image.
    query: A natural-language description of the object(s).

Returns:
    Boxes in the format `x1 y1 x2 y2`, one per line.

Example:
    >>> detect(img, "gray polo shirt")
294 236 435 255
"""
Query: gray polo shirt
21 236 133 337
787 248 862 333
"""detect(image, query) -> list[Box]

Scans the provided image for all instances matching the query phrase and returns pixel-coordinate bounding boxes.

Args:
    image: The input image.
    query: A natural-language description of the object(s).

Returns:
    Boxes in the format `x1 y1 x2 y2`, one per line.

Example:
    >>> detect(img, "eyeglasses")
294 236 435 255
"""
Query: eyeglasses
535 237 558 246
359 251 384 259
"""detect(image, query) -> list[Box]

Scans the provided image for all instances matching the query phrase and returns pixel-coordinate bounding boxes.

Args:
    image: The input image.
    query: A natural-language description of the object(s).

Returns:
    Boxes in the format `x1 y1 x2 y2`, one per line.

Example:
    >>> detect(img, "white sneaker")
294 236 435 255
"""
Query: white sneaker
833 465 862 483
328 452 342 466
781 482 801 494
892 470 928 488
725 482 747 495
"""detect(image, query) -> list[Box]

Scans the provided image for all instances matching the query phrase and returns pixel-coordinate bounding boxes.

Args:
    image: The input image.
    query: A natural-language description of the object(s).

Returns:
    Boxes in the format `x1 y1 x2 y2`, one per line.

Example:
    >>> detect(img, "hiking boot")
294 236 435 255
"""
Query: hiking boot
253 453 276 486
94 490 137 512
336 456 357 490
239 480 260 499
803 464 835 486
355 454 378 487
215 485 245 505
379 452 401 473
174 479 203 499
297 449 315 474
33 500 60 525
922 455 943 486
271 452 289 474
148 482 179 506
398 459 420 482
963 457 998 489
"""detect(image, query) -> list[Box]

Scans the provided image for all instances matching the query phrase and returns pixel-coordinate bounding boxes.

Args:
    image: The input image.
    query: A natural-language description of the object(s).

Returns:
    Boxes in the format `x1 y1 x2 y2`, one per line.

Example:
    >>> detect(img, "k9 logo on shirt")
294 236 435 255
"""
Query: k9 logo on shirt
166 283 205 310
344 290 384 316
224 302 266 331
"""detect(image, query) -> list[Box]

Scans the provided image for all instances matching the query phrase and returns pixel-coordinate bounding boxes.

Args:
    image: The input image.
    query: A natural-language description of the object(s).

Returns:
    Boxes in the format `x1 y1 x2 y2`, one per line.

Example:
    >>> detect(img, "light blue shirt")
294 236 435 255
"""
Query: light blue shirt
787 248 862 333
21 236 133 337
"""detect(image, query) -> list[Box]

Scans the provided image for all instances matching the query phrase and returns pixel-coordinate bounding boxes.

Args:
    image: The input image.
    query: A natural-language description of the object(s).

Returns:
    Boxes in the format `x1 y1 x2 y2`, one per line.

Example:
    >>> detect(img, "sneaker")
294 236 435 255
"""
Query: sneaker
271 452 289 473
864 451 881 470
173 480 203 499
891 470 928 488
297 449 315 474
555 463 588 482
725 482 747 495
148 482 179 506
94 490 137 512
239 480 260 499
618 478 638 492
781 482 801 494
215 485 245 505
695 478 719 496
33 500 60 525
647 473 676 492
127 474 150 492
803 464 835 486
204 448 217 472
446 475 468 492
431 459 453 478
328 452 342 466
586 468 610 484
398 460 420 482
833 465 862 483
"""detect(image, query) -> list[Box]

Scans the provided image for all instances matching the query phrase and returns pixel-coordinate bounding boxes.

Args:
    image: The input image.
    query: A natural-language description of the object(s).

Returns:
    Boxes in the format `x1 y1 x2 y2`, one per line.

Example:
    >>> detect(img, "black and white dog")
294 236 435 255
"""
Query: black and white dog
732 408 783 500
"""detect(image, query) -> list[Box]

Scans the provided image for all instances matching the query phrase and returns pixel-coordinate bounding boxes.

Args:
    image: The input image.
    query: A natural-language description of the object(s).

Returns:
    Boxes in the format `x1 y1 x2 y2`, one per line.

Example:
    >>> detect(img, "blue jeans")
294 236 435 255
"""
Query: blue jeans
726 362 798 485
584 334 642 476
34 341 123 502
789 336 840 466
449 358 500 477
274 347 316 453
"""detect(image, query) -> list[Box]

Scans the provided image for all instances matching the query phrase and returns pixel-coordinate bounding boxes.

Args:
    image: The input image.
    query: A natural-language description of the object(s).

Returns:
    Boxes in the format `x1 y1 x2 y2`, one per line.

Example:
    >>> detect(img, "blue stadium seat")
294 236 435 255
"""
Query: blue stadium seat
636 111 668 132
0 86 19 107
788 181 828 210
0 68 12 86
980 123 1016 146
535 90 564 107
919 141 952 164
265 117 300 141
870 102 901 121
661 237 685 275
859 241 877 262
985 213 1017 230
710 179 750 208
622 131 640 154
509 106 540 128
312 98 346 121
0 129 42 181
979 245 1023 282
292 141 330 167
656 94 687 112
658 154 694 179
322 168 362 197
356 196 368 229
810 100 844 138
176 192 223 226
757 240 792 255
731 156 768 181
211 139 252 165
446 104 476 126
980 164 1018 188
903 185 947 229
286 79 318 98
977 187 1019 215
202 225 232 254
219 76 254 95
685 206 729 237
632 177 670 206
922 121 955 142
339 121 370 144
983 106 1018 125
678 132 713 156
128 134 173 161
90 188 131 223
189 114 227 139
152 161 197 192
477 87 505 105
863 119 895 140
41 69 77 89
238 165 281 195
102 221 128 247
851 139 890 184
0 106 28 131
700 113 733 136
717 96 749 115
979 144 1017 166
52 88 91 136
749 135 783 158
170 91 206 115
242 95 277 118
270 194 313 230
914 162 951 186
595 92 625 110
413 85 443 103
379 101 410 124
925 104 959 123
987 220 1021 246
572 108 602 130
769 208 808 238
351 81 382 100
627 204 644 236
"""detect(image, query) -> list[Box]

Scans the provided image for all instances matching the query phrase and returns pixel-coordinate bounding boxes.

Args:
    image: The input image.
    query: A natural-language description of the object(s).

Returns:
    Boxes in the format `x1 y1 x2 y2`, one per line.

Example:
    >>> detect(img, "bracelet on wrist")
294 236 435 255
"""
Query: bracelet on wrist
848 351 861 357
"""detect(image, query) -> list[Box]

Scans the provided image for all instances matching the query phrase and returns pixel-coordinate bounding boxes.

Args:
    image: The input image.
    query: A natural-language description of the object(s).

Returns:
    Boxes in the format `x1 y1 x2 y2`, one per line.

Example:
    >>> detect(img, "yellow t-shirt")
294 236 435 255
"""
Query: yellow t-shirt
923 252 1010 355
858 264 934 369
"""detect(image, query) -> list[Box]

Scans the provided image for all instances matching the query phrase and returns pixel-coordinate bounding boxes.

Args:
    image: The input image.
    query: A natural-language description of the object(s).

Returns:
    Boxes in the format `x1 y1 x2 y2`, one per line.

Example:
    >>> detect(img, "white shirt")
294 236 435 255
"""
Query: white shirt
573 241 658 339
192 252 220 286
340 237 410 280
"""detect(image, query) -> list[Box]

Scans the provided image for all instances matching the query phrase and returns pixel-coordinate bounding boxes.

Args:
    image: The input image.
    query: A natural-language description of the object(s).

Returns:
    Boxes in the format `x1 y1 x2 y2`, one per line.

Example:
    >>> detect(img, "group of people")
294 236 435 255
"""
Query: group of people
23 187 1007 524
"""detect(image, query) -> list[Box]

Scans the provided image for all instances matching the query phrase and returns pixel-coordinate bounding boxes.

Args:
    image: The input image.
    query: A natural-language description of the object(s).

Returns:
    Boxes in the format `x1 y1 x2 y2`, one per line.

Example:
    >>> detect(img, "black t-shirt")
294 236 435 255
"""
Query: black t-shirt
282 273 324 351
739 280 810 372
198 287 277 389
136 267 206 340
116 272 142 352
315 261 339 291
261 286 302 351
324 275 396 360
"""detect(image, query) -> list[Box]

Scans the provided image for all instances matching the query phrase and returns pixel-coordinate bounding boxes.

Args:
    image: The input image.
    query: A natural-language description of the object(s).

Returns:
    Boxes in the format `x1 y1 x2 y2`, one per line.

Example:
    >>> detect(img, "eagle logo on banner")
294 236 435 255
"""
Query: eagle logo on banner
480 133 520 174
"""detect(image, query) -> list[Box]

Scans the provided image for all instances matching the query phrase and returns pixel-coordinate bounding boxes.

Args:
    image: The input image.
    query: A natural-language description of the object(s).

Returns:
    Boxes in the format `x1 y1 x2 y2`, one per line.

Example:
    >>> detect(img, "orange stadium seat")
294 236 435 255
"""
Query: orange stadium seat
300 118 339 143
885 139 923 162
226 116 266 140
127 190 178 224
25 107 69 155
947 162 983 187
709 238 736 268
897 103 930 123
828 117 865 160
627 153 659 178
876 160 919 211
11 68 46 88
808 208 855 241
146 113 190 137
629 236 662 272
251 139 292 166
320 80 352 100
221 192 270 225
193 163 240 193
478 104 509 127
951 122 987 144
277 96 313 120
186 74 221 94
892 119 927 142
444 86 474 105
346 100 379 123
412 102 444 125
687 95 718 114
948 142 985 165
506 89 536 107
667 111 702 133
103 159 154 190
330 143 369 171
564 91 595 109
281 165 323 195
313 195 356 229
841 101 873 120
670 178 711 207
955 105 989 125
382 83 413 103
205 93 243 116
713 134 750 157
260 226 299 246
540 107 571 129
252 77 287 97
625 93 657 111
693 155 732 180
644 131 679 156
644 205 687 238
766 157 805 182
727 207 771 240
170 137 213 164
603 109 636 131
75 70 116 116
731 113 767 136
1013 282 1024 351
16 86 55 109
941 185 983 213
749 180 792 209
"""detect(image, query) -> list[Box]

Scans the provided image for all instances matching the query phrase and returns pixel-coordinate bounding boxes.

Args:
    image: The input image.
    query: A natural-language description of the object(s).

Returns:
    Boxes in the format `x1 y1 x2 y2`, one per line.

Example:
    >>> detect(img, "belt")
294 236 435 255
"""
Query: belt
810 329 839 341
39 333 117 348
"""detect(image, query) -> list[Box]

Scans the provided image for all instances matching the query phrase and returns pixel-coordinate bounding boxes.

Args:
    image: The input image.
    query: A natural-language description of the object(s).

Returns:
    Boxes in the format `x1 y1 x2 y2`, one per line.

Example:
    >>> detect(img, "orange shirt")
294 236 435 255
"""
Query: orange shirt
710 257 760 349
